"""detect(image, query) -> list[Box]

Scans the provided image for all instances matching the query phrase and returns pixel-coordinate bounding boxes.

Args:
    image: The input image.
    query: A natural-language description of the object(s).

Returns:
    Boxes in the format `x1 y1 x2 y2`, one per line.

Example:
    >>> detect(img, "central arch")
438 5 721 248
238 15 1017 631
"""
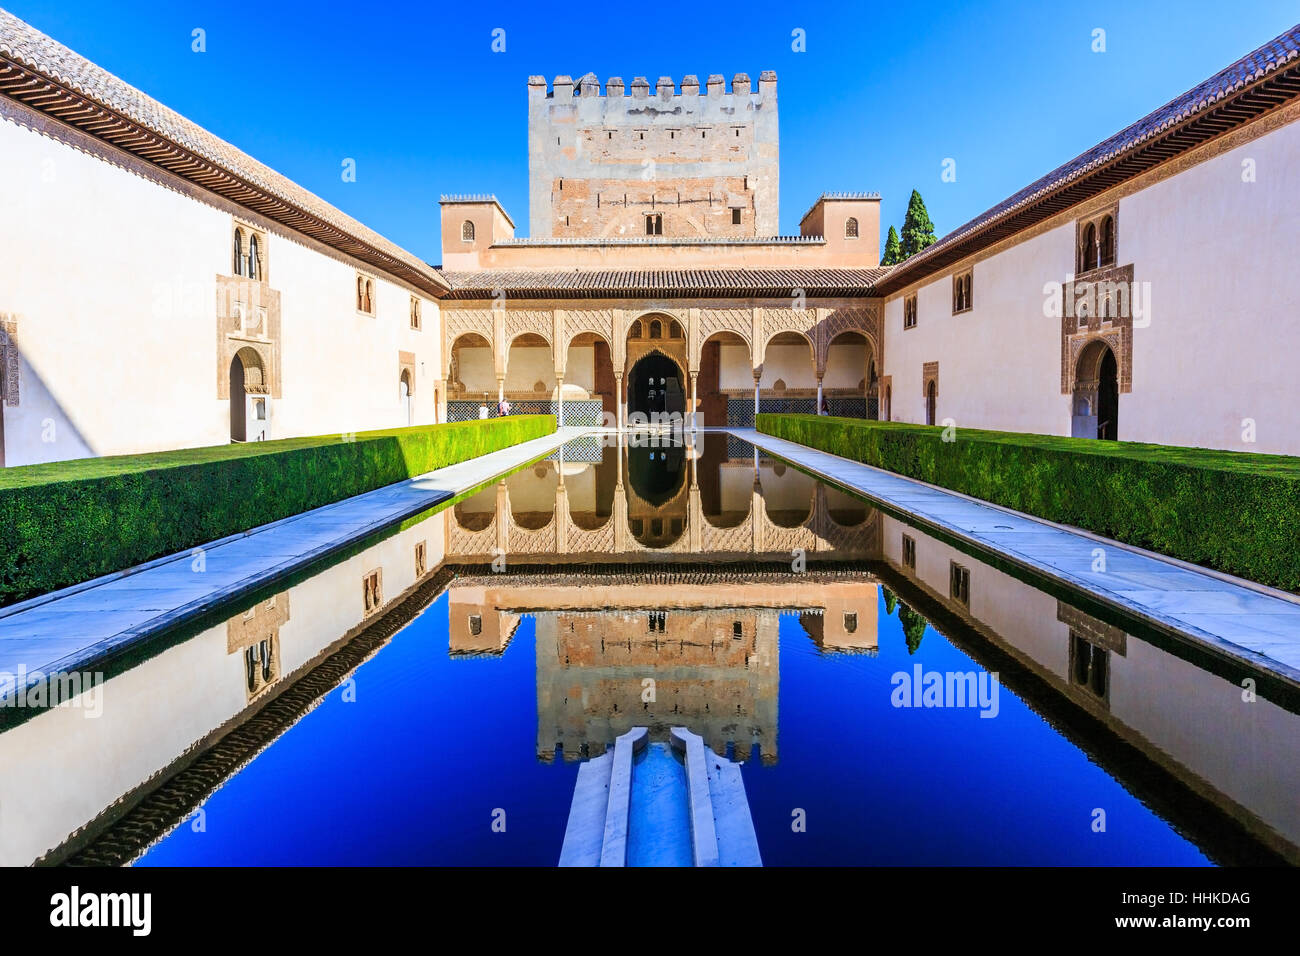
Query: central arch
627 350 685 421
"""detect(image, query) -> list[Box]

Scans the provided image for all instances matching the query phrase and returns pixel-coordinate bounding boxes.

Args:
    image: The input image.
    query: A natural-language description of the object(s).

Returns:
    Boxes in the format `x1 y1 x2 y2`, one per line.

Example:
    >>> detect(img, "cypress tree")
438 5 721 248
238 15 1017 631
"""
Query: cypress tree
899 189 937 259
880 226 902 266
898 603 929 655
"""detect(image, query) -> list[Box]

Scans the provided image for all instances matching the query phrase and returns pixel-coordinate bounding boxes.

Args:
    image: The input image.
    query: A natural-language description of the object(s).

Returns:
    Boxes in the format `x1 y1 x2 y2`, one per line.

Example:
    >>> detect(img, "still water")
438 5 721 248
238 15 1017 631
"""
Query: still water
4 434 1296 866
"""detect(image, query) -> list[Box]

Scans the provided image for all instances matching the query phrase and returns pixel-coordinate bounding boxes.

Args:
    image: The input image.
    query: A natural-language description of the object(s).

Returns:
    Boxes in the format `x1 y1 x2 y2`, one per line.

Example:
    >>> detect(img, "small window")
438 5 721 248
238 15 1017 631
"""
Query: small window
232 228 245 276
356 275 365 311
649 319 662 339
410 296 422 330
1070 632 1109 700
669 320 683 339
1080 222 1098 272
629 320 642 339
1099 215 1115 267
645 214 663 235
952 271 973 313
469 614 482 636
461 220 475 242
903 294 918 330
902 534 916 569
362 569 383 615
732 208 742 225
357 275 375 315
732 621 742 639
248 234 261 281
843 612 858 634
949 561 970 607
415 541 427 576
845 217 859 239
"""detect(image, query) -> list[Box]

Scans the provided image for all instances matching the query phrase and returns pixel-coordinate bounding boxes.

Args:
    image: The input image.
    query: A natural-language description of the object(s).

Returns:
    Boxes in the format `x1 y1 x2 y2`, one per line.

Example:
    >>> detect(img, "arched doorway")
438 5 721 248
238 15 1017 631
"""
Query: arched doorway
447 332 494 418
625 440 688 547
229 347 266 442
400 370 414 426
824 330 873 418
1072 341 1119 440
925 380 936 426
697 331 750 426
761 331 816 415
627 351 684 422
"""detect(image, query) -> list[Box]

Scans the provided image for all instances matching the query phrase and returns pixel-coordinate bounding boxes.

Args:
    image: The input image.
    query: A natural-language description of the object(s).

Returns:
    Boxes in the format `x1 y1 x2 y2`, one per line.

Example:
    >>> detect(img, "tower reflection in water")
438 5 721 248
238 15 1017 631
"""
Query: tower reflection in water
445 432 880 763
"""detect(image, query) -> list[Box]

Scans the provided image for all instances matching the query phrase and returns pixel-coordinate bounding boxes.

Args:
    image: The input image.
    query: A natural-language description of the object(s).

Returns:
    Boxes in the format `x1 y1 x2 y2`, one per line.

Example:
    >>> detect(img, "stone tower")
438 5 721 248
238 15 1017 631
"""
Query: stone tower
527 72 779 239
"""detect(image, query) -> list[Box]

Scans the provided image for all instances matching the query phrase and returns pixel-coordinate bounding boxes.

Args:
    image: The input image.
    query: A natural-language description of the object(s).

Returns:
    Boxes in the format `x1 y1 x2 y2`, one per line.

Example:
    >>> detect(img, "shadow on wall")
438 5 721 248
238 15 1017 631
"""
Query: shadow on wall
1 348 94 468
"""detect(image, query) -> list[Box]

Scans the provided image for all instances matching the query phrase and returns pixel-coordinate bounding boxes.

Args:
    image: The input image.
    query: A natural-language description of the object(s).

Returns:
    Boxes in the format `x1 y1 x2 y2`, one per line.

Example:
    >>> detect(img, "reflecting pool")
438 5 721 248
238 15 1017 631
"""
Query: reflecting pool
4 434 1297 866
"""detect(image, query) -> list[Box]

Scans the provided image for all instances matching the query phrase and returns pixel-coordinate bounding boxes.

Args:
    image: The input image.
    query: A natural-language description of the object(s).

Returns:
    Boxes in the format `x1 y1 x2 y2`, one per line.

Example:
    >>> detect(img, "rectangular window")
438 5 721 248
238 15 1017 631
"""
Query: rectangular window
903 294 918 330
949 561 970 606
1069 632 1109 701
645 214 663 235
902 533 916 569
415 541 427 576
732 208 742 225
410 296 421 330
356 273 376 316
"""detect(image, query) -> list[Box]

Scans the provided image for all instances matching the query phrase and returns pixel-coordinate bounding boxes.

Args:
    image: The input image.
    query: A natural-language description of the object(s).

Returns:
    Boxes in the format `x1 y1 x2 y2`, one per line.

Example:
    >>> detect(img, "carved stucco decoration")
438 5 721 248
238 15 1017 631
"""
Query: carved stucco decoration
1 316 19 407
1060 262 1135 395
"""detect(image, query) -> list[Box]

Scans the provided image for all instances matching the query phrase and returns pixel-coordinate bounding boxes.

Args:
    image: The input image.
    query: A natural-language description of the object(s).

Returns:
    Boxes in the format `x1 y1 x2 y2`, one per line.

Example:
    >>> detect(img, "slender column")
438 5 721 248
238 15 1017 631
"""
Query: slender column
816 377 824 415
689 371 698 430
556 378 565 428
615 374 624 430
497 377 505 407
753 372 761 421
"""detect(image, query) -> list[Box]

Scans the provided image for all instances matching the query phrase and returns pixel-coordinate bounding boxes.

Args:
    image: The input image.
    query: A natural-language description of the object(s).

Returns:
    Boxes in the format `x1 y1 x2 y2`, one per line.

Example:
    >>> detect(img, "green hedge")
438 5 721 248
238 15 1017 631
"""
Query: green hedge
757 414 1300 590
0 416 554 606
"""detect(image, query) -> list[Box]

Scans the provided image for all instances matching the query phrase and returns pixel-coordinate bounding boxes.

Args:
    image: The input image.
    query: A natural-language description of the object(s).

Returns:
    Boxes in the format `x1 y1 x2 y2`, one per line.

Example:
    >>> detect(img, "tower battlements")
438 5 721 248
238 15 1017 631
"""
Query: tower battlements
527 71 779 240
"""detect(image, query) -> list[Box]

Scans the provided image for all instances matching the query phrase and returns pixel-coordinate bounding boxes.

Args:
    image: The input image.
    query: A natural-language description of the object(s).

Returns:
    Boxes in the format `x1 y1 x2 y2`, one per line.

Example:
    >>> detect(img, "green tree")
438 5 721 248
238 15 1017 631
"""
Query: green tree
882 586 898 616
899 190 937 260
880 226 902 266
898 602 929 655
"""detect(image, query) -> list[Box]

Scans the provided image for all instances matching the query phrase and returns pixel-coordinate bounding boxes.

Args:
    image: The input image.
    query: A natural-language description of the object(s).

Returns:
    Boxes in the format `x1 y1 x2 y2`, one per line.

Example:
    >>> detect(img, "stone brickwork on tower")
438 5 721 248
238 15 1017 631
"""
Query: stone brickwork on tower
528 72 779 239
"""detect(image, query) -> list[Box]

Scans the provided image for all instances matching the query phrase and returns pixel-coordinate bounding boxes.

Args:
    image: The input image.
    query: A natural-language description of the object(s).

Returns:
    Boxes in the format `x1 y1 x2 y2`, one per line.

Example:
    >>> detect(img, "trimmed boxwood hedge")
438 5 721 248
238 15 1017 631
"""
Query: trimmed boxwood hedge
757 413 1300 591
0 416 554 606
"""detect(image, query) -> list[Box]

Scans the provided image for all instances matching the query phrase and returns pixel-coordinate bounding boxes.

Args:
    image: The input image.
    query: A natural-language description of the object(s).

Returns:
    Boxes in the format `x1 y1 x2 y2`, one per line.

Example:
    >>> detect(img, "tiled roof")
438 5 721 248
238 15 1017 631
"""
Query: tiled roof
0 10 450 297
874 22 1300 296
439 268 890 299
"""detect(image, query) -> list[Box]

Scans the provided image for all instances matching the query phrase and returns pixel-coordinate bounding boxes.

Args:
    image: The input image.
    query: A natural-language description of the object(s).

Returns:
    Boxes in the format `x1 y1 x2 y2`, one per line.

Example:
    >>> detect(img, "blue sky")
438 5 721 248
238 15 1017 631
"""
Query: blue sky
9 0 1297 263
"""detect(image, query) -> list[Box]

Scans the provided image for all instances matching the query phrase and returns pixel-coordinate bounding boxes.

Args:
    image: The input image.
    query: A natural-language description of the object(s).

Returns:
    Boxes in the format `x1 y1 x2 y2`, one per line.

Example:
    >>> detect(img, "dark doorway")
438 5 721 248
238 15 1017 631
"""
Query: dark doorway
229 356 246 441
627 352 684 421
925 380 936 426
1097 348 1118 440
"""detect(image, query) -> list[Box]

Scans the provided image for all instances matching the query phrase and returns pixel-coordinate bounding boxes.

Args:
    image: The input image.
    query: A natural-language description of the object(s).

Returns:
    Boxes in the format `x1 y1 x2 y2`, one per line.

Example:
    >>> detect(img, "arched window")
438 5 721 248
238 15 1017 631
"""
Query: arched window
1099 216 1115 267
669 320 683 339
357 276 365 311
1080 222 1098 272
649 320 662 339
364 280 374 314
232 229 245 276
845 217 859 238
461 220 475 242
629 321 642 339
248 234 260 281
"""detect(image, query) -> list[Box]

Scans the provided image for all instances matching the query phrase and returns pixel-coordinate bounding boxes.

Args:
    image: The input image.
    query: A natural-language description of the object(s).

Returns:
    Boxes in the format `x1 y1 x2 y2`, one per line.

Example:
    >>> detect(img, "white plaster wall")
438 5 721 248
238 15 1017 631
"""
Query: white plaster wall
504 345 556 395
1118 119 1300 454
883 117 1300 454
884 225 1070 432
759 343 817 389
823 341 869 389
0 113 439 467
718 343 754 389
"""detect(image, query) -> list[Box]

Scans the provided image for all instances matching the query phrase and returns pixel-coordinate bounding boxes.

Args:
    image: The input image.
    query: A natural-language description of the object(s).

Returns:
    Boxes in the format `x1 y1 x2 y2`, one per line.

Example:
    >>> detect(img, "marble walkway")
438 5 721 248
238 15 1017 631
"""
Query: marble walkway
732 428 1300 685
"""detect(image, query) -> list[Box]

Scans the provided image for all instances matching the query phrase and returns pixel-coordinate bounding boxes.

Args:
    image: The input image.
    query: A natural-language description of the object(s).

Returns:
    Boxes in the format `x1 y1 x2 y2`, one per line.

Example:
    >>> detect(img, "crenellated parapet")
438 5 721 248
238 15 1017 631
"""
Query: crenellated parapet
528 69 780 239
